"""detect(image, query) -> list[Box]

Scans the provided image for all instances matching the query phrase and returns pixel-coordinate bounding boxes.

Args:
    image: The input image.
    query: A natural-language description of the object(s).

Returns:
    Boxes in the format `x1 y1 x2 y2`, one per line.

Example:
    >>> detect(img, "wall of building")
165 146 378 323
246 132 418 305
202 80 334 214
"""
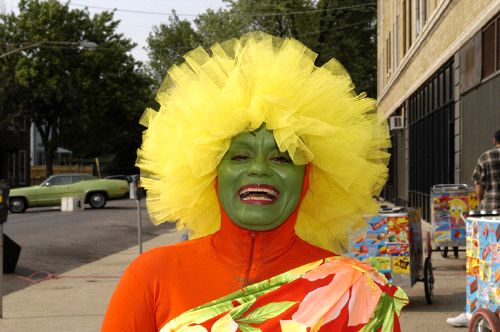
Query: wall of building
378 0 498 117
377 0 500 218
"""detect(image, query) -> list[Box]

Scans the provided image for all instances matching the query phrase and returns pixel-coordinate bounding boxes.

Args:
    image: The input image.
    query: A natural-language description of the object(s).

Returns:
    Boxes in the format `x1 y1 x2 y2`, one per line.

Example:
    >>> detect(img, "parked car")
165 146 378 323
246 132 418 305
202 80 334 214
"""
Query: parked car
8 173 129 213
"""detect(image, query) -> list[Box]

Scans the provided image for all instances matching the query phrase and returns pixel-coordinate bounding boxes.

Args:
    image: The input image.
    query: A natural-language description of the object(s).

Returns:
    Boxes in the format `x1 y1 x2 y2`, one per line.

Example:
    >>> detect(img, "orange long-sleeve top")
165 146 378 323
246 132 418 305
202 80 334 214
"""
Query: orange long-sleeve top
101 207 334 331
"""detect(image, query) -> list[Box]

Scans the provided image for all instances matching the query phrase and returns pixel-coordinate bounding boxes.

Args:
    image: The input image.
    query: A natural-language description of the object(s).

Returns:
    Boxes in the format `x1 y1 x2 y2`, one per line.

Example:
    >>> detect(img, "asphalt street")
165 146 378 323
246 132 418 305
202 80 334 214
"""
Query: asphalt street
2 199 174 295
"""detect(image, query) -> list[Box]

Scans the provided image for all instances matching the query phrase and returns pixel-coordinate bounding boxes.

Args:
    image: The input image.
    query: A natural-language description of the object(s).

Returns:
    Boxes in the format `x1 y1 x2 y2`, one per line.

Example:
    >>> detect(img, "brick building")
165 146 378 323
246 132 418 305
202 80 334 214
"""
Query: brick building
377 0 500 220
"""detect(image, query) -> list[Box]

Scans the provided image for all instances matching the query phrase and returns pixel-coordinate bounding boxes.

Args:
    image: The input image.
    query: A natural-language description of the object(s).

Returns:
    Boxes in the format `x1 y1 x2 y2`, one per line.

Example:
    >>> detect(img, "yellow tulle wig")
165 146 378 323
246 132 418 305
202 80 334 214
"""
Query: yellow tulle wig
136 32 390 253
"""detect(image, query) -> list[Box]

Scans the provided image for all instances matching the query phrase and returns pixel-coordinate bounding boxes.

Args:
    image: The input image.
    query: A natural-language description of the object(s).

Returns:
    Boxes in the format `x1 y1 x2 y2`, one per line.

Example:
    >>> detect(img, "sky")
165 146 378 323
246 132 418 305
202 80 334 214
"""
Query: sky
4 0 227 62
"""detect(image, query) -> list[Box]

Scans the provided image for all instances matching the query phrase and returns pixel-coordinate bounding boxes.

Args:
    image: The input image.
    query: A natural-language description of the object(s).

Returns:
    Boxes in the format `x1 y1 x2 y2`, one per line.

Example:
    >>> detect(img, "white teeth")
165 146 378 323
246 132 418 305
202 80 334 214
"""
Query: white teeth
239 187 278 197
241 196 273 201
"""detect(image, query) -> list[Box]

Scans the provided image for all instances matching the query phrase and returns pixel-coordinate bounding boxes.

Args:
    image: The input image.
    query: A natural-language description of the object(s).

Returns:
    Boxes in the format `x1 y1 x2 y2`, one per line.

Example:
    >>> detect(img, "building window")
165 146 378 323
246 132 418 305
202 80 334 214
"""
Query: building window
415 0 420 35
386 32 392 77
402 1 407 56
422 0 427 25
408 0 412 47
395 17 399 68
416 0 428 35
482 14 500 79
402 0 413 55
19 150 26 184
497 17 500 71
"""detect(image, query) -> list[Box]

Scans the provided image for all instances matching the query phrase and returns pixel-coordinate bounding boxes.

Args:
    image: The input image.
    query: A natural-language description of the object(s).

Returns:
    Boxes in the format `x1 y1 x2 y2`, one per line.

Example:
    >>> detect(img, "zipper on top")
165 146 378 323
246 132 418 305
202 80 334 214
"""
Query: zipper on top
243 231 256 287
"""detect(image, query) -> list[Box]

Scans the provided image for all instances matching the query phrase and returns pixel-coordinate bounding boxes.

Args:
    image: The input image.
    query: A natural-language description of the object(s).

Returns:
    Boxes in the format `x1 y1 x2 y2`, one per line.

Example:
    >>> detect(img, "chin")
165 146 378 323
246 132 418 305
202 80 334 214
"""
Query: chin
239 221 281 231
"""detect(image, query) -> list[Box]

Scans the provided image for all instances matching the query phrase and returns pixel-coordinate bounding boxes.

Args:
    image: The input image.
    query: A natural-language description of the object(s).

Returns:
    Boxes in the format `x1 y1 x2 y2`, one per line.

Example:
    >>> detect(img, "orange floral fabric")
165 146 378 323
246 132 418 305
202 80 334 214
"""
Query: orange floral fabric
160 257 408 332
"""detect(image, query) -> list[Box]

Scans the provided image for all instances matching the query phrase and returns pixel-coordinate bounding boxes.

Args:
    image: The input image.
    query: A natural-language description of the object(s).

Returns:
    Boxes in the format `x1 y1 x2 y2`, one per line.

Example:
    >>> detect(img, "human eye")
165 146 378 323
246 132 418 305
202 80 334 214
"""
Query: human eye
231 155 249 161
270 152 292 164
229 151 250 162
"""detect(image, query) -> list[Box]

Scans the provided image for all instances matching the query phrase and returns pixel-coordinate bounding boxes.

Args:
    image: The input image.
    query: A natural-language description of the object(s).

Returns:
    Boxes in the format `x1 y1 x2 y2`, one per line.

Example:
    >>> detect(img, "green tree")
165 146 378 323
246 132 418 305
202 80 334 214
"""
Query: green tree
147 0 376 96
313 0 377 96
0 0 154 177
147 11 202 83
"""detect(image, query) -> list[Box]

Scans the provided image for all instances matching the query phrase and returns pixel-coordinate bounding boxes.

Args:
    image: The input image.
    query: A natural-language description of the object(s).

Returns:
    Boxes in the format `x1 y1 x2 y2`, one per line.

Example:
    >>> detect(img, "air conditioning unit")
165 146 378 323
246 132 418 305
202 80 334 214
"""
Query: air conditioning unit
389 115 404 130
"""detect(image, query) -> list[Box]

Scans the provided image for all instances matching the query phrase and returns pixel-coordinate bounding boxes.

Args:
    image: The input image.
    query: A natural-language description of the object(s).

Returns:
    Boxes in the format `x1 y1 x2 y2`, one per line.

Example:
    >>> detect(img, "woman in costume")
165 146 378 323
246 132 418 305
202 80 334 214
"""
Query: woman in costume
102 33 408 331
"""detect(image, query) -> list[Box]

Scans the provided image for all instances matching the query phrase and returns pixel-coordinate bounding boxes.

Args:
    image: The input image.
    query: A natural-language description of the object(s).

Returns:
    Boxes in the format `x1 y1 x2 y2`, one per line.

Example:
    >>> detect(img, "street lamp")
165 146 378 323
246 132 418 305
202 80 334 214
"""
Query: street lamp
78 40 98 49
0 40 98 59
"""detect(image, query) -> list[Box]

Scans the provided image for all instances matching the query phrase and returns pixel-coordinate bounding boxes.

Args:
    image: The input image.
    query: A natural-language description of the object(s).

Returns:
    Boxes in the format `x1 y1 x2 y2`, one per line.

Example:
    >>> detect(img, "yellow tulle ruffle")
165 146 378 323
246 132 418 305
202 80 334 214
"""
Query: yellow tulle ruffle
136 32 390 253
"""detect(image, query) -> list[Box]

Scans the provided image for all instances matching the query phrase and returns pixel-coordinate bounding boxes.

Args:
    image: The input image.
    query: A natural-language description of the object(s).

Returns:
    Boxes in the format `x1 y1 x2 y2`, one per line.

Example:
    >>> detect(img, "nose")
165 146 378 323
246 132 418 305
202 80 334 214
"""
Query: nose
247 154 272 177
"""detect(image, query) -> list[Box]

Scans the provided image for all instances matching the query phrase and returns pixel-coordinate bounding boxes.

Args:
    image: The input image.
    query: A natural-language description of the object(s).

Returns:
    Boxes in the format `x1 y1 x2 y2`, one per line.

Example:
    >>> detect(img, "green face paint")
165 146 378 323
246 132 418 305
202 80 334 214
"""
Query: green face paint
217 126 305 231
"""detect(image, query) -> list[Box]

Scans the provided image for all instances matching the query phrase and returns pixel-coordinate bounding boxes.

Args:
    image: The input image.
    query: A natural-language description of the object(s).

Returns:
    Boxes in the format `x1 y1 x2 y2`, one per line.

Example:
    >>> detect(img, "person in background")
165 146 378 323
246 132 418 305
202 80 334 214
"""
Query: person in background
472 129 500 212
102 32 408 331
446 129 500 328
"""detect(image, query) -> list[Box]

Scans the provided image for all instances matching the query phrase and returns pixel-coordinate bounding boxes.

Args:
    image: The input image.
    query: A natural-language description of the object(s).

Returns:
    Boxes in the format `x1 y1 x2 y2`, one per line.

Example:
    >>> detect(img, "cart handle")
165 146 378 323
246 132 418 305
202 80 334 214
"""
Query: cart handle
431 184 469 190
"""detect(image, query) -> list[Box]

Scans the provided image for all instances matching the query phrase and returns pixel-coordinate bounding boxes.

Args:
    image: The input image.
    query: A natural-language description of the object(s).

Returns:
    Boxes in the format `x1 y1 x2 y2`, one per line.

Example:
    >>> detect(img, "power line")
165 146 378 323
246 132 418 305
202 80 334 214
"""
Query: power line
237 3 376 17
301 19 374 36
68 2 375 18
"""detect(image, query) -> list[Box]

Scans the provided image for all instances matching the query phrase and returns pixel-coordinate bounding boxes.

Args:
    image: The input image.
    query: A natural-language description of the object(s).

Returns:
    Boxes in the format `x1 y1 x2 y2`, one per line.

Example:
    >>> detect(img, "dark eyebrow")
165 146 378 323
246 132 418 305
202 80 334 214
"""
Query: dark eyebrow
227 141 251 150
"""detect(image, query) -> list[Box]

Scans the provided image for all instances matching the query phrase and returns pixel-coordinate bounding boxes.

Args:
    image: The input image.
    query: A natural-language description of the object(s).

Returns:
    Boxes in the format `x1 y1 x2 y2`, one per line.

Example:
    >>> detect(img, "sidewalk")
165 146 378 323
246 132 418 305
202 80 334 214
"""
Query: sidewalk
0 225 469 331
0 230 182 332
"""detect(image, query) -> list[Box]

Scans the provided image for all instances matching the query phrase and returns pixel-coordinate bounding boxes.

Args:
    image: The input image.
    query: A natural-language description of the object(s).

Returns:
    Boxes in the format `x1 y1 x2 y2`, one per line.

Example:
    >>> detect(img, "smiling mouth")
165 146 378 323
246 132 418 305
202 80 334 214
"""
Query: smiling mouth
239 184 280 205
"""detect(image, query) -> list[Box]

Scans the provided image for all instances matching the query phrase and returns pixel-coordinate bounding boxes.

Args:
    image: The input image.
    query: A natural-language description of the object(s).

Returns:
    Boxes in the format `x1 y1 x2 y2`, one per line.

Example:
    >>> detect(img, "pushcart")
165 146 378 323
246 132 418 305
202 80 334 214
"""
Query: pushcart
431 184 478 258
347 208 435 304
465 213 500 332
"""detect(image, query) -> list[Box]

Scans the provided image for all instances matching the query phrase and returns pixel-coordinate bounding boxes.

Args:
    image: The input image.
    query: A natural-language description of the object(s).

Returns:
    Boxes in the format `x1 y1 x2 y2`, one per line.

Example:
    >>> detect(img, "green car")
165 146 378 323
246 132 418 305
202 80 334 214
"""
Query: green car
8 173 129 213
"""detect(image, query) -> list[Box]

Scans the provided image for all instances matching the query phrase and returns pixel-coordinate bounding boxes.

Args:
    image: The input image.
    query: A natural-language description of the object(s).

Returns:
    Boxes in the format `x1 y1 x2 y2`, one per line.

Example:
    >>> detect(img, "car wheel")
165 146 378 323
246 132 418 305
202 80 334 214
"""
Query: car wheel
9 197 27 213
88 192 107 209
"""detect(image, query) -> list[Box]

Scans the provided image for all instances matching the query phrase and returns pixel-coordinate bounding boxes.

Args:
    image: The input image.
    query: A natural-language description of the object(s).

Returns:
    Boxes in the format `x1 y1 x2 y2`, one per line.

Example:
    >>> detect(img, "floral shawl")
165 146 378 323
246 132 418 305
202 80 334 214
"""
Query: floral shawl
160 256 408 332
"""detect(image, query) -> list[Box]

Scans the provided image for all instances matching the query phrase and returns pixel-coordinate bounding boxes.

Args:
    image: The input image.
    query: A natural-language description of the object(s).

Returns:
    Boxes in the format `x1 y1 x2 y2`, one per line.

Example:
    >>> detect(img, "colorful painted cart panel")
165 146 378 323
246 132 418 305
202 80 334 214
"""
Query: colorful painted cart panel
465 216 500 315
348 209 423 289
431 184 478 247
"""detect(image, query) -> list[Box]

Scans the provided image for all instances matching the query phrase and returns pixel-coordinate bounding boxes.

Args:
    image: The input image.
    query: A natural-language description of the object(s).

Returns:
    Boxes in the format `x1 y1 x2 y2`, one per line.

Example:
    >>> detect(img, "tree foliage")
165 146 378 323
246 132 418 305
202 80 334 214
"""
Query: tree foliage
0 0 154 176
147 11 202 83
147 0 376 96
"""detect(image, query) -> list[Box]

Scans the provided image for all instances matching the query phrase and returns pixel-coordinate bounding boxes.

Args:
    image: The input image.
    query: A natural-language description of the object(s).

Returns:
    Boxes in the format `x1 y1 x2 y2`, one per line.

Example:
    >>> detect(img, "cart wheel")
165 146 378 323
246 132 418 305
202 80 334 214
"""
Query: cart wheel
453 246 459 259
468 309 500 332
423 257 434 304
441 246 449 258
